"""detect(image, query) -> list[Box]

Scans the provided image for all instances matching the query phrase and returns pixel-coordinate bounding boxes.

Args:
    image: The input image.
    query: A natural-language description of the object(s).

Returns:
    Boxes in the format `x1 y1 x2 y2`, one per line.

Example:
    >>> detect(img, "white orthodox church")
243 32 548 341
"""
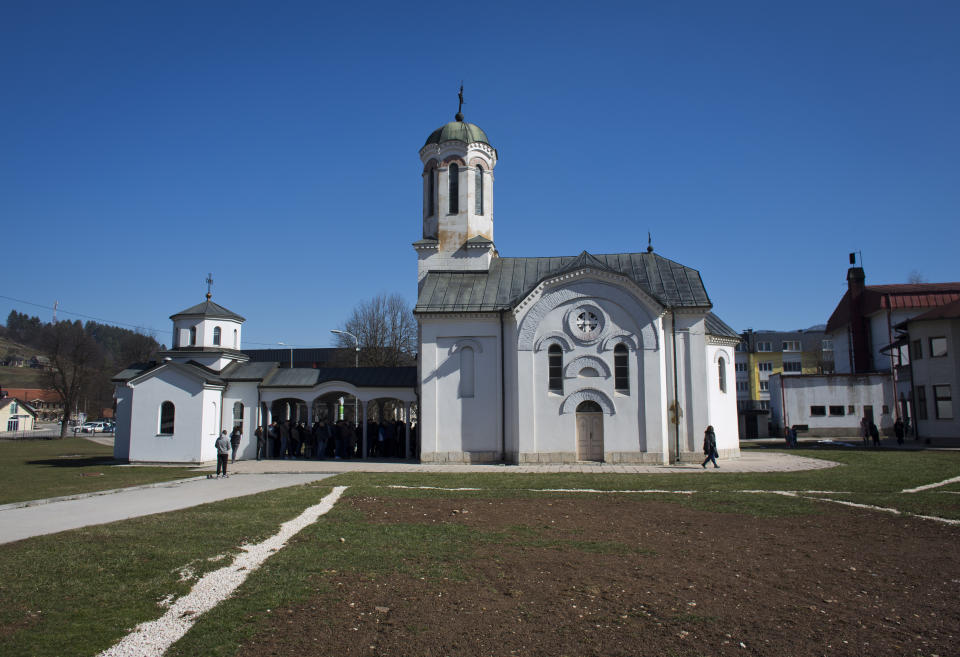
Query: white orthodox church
414 108 739 464
112 104 739 465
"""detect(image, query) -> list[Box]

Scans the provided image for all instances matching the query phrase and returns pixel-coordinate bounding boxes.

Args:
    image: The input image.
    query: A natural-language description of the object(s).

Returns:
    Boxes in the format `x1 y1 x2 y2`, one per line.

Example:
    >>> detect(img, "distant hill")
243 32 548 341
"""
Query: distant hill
2 311 164 422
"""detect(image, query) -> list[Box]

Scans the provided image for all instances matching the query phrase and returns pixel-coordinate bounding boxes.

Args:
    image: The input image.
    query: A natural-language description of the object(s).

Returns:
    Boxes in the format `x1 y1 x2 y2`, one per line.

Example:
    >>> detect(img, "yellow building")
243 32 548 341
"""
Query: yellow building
735 327 833 438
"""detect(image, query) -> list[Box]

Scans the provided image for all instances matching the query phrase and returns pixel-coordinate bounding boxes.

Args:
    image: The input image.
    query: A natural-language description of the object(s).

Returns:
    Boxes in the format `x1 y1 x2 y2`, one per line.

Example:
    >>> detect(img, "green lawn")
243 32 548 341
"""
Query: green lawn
1 449 958 657
0 437 202 504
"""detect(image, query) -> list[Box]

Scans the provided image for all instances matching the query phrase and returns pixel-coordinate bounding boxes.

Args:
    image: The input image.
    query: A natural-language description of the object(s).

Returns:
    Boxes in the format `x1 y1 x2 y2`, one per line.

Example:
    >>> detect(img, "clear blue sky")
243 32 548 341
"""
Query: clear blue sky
2 1 958 347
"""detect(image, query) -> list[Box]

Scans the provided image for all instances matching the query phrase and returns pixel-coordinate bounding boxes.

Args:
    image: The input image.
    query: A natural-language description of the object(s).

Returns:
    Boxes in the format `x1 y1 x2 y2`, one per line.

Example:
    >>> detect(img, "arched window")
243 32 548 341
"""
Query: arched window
459 347 475 398
475 165 484 215
614 343 629 392
233 329 238 348
159 401 175 435
425 167 435 217
213 326 221 346
718 356 727 392
548 344 563 393
448 163 459 214
233 401 244 426
189 327 197 346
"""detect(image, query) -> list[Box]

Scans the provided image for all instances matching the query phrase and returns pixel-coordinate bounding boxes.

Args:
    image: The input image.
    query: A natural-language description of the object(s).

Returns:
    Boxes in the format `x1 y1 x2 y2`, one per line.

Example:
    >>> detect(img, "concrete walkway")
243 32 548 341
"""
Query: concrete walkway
219 450 837 475
0 473 334 545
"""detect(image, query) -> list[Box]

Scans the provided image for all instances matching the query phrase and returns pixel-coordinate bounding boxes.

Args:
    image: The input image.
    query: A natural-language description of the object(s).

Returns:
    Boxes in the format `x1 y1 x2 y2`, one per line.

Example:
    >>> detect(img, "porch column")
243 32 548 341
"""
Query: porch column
404 401 411 459
265 404 273 458
361 400 368 459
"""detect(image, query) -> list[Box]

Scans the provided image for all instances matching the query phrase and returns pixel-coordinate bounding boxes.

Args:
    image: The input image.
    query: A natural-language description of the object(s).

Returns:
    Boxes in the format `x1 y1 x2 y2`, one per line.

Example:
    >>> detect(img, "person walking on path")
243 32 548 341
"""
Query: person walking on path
215 430 231 478
230 425 242 463
701 425 719 469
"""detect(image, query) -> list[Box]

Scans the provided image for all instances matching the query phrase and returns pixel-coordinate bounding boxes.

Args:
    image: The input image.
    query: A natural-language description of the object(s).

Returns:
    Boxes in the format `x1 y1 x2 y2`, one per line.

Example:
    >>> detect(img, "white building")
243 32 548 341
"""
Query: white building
901 300 959 440
113 297 417 463
414 109 740 464
113 105 742 465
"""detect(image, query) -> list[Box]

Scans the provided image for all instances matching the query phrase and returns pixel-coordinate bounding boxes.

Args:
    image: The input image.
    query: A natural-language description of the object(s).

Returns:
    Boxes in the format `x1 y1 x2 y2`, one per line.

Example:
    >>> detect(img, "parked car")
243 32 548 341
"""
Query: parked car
81 422 106 433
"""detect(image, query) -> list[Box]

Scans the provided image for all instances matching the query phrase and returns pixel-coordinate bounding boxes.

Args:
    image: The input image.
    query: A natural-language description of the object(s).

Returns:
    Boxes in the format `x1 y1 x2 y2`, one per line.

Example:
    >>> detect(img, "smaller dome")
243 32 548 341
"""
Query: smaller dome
424 120 490 147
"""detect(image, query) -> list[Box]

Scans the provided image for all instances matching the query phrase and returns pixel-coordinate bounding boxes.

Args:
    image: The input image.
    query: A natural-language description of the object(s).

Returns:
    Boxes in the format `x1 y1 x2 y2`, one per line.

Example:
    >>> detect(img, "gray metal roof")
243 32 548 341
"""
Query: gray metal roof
704 313 739 339
221 361 278 381
415 251 710 313
170 299 245 322
261 367 417 389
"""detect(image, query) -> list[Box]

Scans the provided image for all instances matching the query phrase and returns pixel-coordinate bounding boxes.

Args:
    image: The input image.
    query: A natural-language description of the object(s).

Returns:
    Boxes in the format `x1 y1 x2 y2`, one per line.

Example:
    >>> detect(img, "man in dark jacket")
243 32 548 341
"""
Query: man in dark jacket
701 425 719 469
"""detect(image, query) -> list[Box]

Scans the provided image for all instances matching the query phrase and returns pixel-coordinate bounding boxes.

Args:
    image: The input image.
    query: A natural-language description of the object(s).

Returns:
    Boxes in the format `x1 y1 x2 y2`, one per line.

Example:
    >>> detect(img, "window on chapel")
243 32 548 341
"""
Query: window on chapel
614 344 629 392
548 345 563 393
213 326 221 346
475 165 484 215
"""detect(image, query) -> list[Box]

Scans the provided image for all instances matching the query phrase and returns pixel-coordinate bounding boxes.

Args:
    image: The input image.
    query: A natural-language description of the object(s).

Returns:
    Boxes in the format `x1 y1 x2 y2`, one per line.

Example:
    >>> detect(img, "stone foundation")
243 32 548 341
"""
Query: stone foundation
420 451 501 464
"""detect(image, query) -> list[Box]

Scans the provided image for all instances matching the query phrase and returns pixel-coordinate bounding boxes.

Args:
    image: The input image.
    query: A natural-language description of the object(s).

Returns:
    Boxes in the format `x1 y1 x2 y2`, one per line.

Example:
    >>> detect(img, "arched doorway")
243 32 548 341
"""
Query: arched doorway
576 400 604 462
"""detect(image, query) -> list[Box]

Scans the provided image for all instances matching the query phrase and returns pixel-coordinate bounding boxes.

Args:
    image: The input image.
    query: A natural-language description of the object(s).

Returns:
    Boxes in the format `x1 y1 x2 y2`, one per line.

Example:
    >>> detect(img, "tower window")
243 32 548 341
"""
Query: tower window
425 167 435 217
614 344 629 392
189 327 197 346
718 356 727 392
475 165 484 215
233 329 238 348
448 163 459 214
213 326 221 346
548 345 563 393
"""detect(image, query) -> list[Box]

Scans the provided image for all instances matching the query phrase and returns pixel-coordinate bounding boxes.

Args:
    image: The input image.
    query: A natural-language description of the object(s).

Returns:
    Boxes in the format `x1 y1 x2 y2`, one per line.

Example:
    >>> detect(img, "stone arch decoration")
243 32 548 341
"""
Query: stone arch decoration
448 338 484 356
563 355 611 379
517 279 659 352
533 332 573 353
422 158 438 173
600 332 642 352
559 388 615 415
712 348 731 364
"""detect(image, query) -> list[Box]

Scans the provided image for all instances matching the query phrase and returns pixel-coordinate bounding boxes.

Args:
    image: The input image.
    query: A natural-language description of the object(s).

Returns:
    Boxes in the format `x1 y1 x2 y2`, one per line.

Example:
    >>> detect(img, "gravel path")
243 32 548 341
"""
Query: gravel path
97 485 347 657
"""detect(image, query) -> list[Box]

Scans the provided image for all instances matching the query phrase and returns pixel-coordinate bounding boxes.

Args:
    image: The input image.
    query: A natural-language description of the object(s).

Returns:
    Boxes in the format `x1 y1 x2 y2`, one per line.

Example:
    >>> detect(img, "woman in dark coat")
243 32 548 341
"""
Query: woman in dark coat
701 425 719 469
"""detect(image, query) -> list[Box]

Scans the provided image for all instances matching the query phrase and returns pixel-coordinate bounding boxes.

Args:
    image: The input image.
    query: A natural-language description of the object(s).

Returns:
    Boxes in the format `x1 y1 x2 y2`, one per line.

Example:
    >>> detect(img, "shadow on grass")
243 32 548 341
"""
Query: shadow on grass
27 456 119 468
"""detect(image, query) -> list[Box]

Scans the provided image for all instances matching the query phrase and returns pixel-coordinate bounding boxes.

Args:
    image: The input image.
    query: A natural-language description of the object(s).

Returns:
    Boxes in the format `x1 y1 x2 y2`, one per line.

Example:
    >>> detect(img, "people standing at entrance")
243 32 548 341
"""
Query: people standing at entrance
894 418 905 446
279 420 290 459
215 430 231 478
268 421 279 458
255 425 266 460
701 425 719 469
870 421 880 448
230 425 242 463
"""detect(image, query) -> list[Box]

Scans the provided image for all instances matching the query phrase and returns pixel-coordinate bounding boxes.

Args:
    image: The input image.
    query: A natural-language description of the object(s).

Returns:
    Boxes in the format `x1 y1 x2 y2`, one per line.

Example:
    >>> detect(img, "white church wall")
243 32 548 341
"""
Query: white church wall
113 383 133 460
705 343 740 457
514 277 667 463
221 382 260 460
419 315 502 462
128 368 210 463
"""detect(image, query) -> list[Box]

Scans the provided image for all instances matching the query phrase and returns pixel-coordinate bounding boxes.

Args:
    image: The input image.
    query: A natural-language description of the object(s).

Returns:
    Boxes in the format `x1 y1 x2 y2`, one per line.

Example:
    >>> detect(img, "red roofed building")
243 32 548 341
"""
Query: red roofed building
0 388 64 421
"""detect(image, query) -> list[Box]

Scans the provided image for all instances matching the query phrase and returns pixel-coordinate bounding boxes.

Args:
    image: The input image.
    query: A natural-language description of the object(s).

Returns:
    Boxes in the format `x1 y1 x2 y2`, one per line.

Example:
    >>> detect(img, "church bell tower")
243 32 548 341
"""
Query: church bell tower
415 88 498 288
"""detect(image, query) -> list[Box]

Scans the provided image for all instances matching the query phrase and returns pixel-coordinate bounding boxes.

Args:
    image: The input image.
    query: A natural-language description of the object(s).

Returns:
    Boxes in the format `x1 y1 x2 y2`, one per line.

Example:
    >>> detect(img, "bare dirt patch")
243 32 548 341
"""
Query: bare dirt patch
237 496 960 656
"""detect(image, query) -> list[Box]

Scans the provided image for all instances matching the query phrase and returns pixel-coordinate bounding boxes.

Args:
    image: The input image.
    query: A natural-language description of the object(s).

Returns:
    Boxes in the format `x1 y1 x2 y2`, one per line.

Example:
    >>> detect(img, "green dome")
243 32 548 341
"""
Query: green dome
424 118 490 147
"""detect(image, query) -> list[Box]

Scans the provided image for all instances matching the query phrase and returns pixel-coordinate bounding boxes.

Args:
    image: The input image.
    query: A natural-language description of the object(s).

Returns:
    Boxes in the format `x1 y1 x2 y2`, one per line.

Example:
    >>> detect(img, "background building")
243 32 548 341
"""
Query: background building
735 327 832 438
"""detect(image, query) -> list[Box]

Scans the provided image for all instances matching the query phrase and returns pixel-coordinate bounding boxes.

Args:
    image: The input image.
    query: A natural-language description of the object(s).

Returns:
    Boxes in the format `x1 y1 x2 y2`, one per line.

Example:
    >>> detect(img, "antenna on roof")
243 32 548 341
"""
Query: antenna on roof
205 273 214 300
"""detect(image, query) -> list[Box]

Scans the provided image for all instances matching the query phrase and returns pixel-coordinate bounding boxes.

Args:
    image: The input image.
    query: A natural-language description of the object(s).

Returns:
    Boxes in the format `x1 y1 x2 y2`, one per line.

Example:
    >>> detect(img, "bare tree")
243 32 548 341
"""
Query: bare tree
43 321 104 437
333 293 416 367
907 270 927 284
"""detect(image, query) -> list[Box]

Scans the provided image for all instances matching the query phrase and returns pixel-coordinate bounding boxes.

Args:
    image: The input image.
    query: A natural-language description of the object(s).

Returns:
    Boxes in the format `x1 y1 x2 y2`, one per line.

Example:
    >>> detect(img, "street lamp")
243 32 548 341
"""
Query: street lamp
278 342 293 368
331 329 360 426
